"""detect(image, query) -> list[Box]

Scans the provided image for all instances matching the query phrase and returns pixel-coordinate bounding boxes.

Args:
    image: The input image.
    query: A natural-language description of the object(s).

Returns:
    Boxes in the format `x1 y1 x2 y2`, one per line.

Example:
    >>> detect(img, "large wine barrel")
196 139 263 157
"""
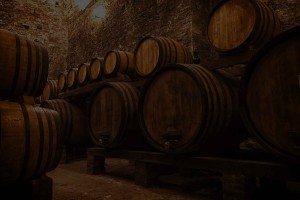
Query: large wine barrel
207 0 282 52
41 99 89 145
0 29 49 98
0 102 62 186
78 63 90 86
67 68 78 89
41 80 58 102
104 51 136 78
134 36 193 78
90 57 103 82
58 71 67 92
240 27 300 164
89 82 145 149
139 64 241 154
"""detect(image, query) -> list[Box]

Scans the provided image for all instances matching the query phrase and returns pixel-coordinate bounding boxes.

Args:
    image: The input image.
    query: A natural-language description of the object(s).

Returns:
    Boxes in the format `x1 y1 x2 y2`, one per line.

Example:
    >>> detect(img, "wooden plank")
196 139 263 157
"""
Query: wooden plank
87 148 300 181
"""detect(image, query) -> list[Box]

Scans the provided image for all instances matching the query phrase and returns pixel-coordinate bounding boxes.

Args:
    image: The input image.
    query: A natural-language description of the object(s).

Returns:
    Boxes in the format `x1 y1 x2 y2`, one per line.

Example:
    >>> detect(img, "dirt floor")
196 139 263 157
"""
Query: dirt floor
48 159 218 200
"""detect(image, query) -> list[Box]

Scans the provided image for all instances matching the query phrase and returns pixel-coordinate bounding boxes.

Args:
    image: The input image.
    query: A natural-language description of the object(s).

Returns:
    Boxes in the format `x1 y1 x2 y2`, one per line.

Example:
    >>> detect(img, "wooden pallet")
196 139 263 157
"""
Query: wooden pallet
87 148 300 200
0 175 52 200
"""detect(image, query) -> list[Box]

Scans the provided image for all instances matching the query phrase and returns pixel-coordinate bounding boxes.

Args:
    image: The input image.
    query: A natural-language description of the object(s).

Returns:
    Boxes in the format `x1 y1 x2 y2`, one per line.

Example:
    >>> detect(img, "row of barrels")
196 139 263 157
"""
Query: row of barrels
87 27 299 164
0 30 63 186
58 36 193 92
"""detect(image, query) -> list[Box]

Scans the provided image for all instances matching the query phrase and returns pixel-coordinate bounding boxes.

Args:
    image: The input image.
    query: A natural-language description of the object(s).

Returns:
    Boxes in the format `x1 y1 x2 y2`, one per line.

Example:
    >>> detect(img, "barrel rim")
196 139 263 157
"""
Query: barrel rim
240 26 300 164
88 81 128 148
134 36 165 78
89 57 104 82
104 50 120 78
207 0 261 53
138 63 210 153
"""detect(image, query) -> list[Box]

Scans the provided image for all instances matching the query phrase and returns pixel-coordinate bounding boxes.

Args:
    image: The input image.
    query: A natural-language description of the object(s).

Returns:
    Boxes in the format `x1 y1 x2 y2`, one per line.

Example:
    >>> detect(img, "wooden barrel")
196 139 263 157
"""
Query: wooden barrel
67 68 78 89
41 80 58 102
207 0 282 52
89 82 145 148
0 29 49 98
18 95 36 105
134 36 193 78
78 63 90 86
41 99 89 145
90 57 103 82
139 63 241 154
104 51 136 77
240 27 300 164
0 101 62 186
58 71 67 92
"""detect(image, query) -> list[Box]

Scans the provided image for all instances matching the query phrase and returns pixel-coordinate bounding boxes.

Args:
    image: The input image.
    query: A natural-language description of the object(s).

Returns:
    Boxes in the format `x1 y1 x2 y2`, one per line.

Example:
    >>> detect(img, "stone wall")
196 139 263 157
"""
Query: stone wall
0 0 69 79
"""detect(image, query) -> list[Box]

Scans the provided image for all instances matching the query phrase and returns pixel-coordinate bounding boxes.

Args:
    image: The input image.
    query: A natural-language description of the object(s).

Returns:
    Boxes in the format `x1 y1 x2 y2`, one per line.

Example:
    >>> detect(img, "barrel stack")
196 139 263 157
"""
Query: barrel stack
0 29 62 186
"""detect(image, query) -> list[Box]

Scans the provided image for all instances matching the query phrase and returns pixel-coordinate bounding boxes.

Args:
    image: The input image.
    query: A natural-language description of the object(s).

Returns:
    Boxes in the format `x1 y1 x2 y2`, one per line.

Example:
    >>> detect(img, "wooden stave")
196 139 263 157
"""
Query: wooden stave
207 0 282 53
0 29 49 99
0 102 62 186
88 82 140 148
134 36 192 78
139 63 239 154
41 99 88 146
240 26 300 164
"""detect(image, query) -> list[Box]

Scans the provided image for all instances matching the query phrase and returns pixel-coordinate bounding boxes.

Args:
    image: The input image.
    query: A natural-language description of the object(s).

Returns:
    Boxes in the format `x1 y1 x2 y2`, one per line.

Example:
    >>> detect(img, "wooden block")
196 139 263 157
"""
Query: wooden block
87 154 106 174
222 174 256 200
134 161 158 187
0 175 52 200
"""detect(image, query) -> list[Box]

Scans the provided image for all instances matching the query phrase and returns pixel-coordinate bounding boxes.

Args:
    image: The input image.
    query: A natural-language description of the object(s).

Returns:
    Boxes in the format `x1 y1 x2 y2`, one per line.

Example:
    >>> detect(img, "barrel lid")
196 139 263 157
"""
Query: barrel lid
208 0 259 52
241 26 300 163
89 82 127 147
139 64 208 152
104 51 118 75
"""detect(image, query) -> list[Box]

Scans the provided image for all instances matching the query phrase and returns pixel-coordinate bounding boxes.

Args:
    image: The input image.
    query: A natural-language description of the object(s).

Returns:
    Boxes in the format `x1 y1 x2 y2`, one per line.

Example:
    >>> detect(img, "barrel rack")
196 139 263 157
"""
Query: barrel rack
0 175 53 200
87 148 300 200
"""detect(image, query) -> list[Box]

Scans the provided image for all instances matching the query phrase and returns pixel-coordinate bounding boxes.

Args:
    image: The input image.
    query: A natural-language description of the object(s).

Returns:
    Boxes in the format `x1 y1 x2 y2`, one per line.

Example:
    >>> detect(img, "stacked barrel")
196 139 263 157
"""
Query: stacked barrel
0 29 62 186
55 0 299 165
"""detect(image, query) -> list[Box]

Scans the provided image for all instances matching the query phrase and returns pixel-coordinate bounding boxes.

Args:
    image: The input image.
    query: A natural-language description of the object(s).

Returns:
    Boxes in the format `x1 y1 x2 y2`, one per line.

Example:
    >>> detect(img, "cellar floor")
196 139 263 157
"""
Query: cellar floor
48 159 216 200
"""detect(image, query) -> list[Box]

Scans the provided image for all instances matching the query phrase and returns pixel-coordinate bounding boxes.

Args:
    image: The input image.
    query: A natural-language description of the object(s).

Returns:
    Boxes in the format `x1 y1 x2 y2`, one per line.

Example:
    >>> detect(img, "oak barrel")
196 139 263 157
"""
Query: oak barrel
78 63 90 86
89 57 103 82
104 51 136 78
67 68 78 89
0 29 49 98
134 36 193 78
41 99 89 145
139 63 240 154
207 0 282 52
58 71 67 92
0 101 62 186
41 80 58 102
89 82 145 149
240 27 300 164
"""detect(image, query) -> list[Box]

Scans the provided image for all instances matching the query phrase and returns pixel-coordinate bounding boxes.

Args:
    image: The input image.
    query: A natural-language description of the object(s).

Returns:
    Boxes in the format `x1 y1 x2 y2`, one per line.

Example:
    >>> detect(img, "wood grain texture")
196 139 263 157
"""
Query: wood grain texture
140 64 240 154
208 0 282 52
41 99 89 145
0 29 49 98
241 27 300 164
134 36 193 78
0 102 62 186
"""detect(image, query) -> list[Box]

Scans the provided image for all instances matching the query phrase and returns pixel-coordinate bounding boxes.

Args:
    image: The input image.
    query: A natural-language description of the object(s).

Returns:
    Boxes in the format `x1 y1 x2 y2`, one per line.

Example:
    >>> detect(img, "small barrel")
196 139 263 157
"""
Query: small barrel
78 63 90 86
41 99 89 145
207 0 282 52
41 80 58 102
67 68 78 89
139 63 240 154
0 29 49 98
89 82 145 148
0 101 62 186
240 27 300 164
90 57 104 82
58 71 67 92
104 51 135 77
134 36 193 78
